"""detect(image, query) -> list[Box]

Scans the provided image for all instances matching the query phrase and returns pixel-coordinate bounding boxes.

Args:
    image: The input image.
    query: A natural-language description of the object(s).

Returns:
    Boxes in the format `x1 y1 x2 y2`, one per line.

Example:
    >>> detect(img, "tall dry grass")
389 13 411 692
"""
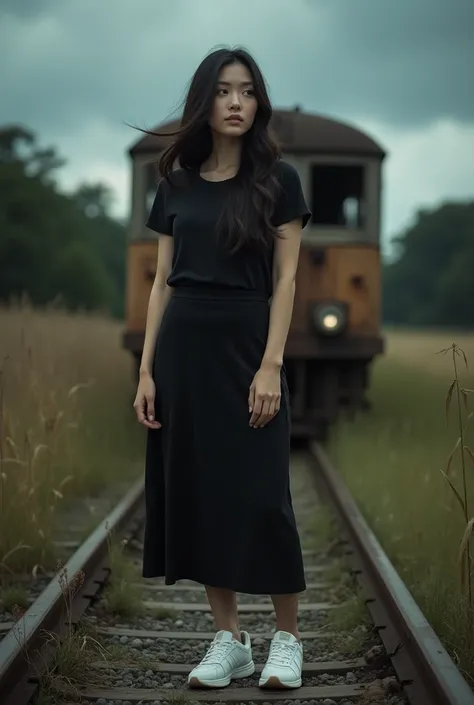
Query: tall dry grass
0 302 144 577
328 330 474 683
439 343 474 639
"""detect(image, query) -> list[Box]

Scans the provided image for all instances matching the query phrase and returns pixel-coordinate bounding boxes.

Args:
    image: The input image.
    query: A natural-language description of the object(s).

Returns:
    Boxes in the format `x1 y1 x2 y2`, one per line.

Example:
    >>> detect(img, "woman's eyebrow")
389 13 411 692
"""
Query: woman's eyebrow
217 80 254 87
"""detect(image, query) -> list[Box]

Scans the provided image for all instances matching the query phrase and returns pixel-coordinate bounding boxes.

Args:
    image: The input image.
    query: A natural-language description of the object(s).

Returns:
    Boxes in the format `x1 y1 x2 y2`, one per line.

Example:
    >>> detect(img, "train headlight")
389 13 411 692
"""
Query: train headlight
322 313 339 330
310 302 347 337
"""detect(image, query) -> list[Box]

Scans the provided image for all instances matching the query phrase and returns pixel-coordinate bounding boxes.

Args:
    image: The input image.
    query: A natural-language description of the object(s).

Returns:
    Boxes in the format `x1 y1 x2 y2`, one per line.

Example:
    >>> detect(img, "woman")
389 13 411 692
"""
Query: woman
133 46 311 690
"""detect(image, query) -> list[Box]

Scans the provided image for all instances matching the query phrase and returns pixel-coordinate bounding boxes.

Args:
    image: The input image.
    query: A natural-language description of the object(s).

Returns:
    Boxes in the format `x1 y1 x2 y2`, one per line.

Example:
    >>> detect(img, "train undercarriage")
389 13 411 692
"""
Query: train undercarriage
284 334 383 441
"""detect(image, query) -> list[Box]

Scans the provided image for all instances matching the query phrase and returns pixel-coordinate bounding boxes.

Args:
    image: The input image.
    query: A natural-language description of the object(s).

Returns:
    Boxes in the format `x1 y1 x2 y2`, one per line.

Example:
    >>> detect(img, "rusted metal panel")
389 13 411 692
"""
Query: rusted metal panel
124 240 157 333
291 244 381 337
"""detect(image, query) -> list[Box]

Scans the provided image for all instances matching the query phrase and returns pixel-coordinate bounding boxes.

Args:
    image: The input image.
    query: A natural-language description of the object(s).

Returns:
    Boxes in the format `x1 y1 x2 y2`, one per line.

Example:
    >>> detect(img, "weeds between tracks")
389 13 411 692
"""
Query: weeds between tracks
38 563 106 702
304 502 372 658
102 536 145 619
37 538 150 701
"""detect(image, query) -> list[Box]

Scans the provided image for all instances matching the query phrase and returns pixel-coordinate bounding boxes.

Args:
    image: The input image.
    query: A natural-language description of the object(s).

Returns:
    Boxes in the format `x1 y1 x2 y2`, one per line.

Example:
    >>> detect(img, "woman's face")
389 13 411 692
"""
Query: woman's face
209 61 258 138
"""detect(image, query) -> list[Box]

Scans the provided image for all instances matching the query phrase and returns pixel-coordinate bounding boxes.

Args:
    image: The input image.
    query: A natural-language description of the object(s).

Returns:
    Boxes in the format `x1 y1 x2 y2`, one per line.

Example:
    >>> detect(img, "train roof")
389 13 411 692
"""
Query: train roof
128 107 386 159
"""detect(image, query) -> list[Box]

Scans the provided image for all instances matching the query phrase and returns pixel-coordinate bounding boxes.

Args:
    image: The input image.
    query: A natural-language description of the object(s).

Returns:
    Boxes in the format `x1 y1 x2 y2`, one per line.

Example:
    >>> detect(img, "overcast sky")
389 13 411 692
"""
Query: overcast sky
1 0 473 252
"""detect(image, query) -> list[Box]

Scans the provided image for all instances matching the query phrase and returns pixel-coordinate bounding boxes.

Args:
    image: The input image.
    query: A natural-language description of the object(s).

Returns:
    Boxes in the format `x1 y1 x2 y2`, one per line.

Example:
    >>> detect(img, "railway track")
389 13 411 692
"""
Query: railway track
0 444 473 705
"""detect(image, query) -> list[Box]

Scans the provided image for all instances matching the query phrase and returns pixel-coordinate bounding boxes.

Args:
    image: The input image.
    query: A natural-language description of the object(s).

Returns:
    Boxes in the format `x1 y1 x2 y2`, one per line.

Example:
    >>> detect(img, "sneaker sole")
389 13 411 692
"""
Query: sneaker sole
188 661 255 688
259 674 302 689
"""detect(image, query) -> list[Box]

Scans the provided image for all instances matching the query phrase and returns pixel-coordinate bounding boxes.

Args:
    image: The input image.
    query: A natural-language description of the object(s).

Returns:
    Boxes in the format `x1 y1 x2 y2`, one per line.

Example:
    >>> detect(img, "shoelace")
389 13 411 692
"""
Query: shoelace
201 640 233 664
267 641 296 666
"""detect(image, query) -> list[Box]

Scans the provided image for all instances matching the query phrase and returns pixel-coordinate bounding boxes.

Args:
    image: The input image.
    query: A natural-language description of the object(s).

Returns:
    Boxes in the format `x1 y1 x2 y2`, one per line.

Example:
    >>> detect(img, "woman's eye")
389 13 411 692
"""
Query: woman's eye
216 88 254 96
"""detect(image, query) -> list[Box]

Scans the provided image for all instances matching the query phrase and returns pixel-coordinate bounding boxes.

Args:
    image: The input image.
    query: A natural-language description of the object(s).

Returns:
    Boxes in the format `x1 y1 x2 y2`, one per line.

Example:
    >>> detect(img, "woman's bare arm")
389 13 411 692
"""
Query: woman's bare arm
139 235 174 377
248 218 302 428
261 218 302 370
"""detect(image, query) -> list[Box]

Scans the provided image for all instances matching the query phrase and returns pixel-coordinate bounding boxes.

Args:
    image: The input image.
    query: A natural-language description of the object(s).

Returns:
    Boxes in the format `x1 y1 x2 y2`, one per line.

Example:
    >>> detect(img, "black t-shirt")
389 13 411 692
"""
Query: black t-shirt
145 160 311 297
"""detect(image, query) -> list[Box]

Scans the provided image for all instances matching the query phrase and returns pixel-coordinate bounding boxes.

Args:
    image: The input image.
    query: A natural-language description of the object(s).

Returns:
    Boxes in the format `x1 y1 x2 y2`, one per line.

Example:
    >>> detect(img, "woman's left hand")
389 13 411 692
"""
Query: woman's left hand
248 364 281 428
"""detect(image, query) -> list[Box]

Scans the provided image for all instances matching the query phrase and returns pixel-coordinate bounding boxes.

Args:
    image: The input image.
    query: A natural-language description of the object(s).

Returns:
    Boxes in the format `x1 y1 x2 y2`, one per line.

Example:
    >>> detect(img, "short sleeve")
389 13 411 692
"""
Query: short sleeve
272 161 311 229
146 177 173 235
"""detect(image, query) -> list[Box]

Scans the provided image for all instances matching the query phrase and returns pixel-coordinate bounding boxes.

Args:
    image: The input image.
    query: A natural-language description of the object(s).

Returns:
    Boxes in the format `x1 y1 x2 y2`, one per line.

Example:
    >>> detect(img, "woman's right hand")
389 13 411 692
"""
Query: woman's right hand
133 372 162 429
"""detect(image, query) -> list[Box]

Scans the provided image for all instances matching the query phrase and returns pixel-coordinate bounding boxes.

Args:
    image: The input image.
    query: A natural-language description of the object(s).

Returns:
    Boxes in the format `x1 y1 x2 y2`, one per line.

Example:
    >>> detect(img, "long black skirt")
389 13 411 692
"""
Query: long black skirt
142 287 306 595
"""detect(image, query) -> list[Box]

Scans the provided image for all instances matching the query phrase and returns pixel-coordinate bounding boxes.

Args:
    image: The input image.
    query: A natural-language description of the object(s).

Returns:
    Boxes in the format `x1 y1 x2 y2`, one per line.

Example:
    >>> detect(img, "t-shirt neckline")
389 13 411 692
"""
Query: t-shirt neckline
197 170 237 184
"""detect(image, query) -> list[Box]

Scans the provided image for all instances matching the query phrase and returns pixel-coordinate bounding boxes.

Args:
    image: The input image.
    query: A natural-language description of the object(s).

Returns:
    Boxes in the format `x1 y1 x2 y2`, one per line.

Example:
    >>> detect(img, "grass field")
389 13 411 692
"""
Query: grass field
328 328 474 684
0 303 144 578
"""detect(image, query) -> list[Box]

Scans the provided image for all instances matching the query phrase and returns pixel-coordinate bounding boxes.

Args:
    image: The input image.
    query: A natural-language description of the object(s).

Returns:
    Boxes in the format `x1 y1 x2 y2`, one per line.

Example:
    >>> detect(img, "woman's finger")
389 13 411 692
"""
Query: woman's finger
248 385 255 414
133 395 160 428
249 396 263 426
134 397 146 423
261 398 277 427
142 419 161 429
254 398 270 428
145 394 155 422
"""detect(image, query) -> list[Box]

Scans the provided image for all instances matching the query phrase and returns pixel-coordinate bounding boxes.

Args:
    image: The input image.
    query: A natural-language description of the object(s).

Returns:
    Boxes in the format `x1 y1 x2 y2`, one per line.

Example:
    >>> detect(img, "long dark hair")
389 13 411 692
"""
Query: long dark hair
137 47 282 252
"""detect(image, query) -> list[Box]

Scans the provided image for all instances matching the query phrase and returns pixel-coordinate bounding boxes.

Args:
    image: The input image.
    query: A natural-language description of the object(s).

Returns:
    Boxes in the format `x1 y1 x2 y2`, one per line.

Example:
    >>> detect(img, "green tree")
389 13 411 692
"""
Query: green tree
73 182 115 219
383 201 474 327
53 241 114 311
0 123 126 317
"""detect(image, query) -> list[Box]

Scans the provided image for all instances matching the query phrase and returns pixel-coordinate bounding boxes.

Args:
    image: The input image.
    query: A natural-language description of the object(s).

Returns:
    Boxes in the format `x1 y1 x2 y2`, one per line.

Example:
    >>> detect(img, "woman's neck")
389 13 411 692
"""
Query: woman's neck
201 134 242 177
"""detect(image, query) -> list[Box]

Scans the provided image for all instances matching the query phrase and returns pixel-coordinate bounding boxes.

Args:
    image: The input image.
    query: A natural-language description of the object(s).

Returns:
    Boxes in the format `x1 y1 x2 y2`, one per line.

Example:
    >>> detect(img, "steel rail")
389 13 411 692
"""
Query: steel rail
0 477 145 705
309 441 474 705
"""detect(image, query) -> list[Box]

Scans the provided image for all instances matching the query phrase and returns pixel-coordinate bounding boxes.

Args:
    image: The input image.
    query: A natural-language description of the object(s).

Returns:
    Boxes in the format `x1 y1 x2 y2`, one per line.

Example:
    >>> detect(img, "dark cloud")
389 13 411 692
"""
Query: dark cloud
0 0 472 145
0 0 61 20
309 0 474 126
1 0 472 243
0 0 193 140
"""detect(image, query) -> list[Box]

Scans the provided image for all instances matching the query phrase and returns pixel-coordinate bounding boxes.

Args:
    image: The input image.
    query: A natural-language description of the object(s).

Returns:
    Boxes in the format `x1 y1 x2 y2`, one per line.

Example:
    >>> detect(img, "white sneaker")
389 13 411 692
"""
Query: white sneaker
188 630 255 688
259 630 303 688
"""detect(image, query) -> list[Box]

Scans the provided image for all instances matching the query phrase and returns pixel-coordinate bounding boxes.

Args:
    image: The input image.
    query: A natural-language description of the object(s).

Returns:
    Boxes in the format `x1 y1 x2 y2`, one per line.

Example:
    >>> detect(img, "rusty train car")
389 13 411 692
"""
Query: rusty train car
122 108 385 440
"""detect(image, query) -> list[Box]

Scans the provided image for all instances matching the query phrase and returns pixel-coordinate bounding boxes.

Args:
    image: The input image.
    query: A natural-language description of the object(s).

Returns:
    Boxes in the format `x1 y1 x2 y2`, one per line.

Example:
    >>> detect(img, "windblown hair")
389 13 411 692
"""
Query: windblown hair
137 47 282 252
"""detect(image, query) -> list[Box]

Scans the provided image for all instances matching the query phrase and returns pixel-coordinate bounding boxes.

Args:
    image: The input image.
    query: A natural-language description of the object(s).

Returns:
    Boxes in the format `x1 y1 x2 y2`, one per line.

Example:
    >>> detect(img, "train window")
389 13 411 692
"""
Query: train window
310 165 365 228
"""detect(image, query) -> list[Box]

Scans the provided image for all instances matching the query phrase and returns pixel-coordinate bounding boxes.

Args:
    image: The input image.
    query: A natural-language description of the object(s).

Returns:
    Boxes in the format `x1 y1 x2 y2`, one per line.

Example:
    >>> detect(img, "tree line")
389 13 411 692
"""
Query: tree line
1 124 473 327
382 200 474 327
0 125 126 317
